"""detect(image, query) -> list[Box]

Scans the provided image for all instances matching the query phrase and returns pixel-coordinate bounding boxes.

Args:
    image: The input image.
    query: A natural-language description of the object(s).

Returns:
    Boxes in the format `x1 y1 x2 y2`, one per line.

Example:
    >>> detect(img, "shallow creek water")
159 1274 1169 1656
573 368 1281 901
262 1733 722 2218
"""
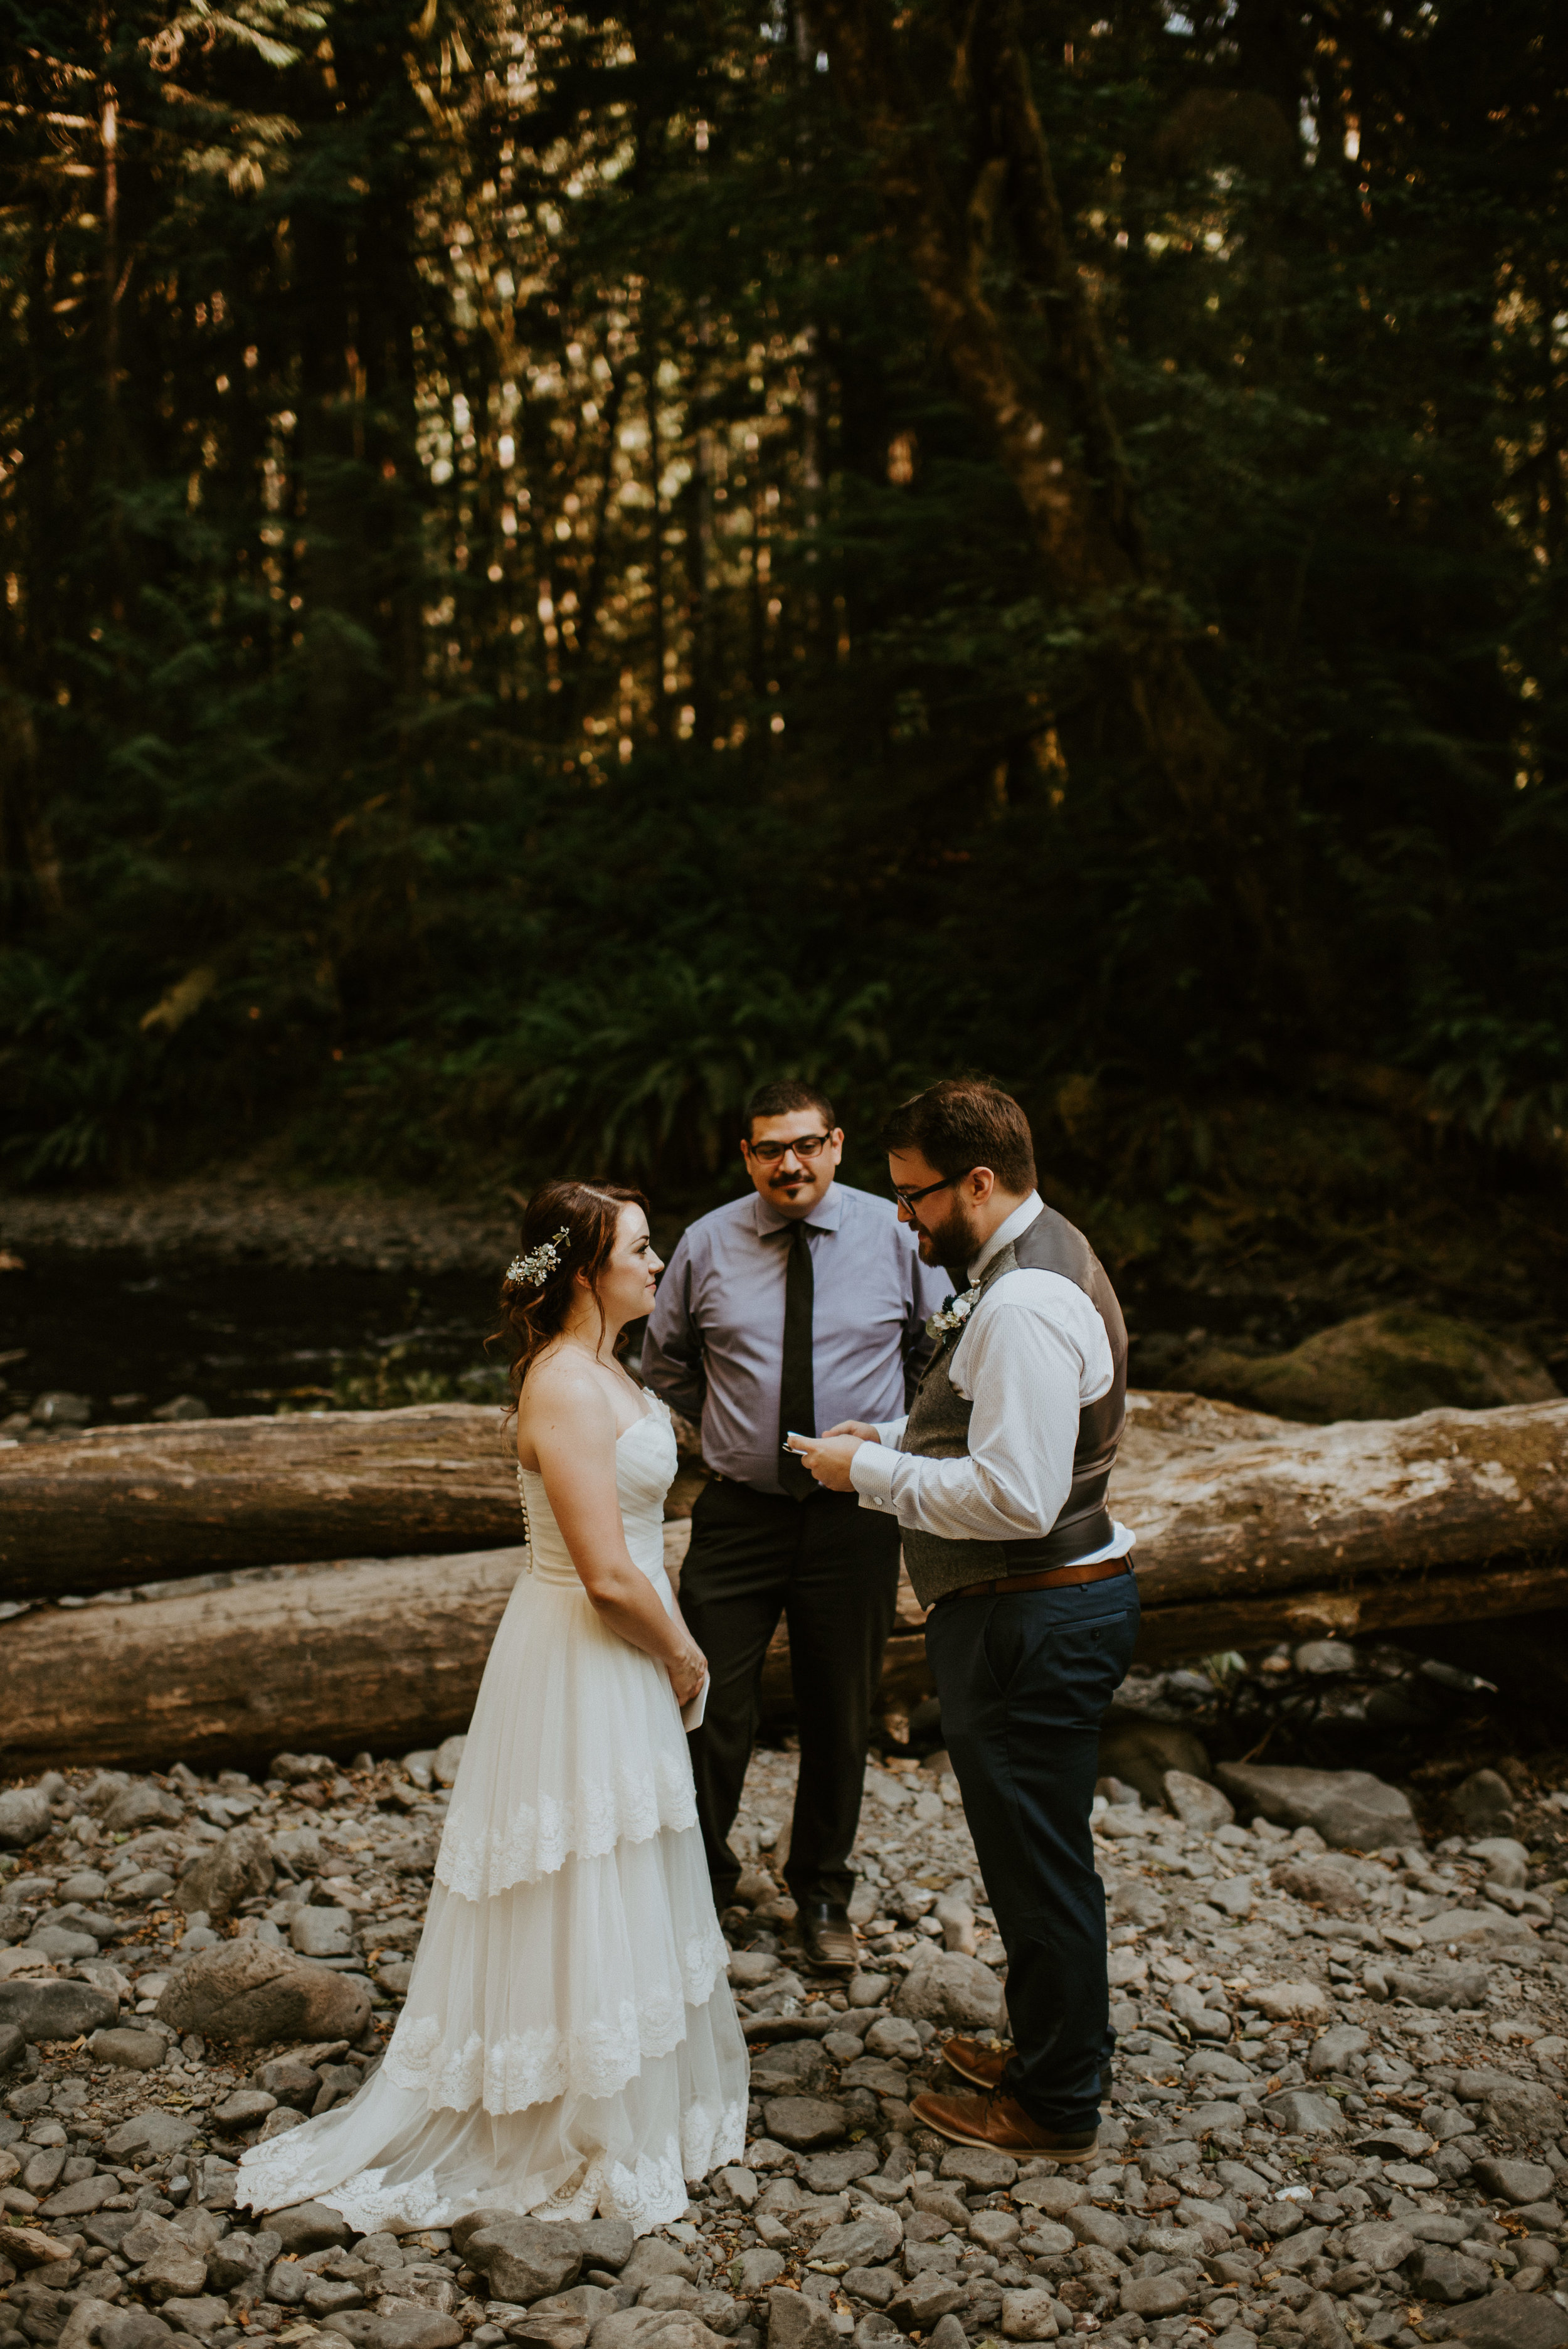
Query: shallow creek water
0 1248 505 1429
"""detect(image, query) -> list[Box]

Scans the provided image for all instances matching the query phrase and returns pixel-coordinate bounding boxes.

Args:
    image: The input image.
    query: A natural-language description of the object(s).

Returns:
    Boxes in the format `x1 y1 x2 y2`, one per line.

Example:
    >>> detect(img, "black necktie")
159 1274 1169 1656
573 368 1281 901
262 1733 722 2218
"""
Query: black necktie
777 1221 816 1500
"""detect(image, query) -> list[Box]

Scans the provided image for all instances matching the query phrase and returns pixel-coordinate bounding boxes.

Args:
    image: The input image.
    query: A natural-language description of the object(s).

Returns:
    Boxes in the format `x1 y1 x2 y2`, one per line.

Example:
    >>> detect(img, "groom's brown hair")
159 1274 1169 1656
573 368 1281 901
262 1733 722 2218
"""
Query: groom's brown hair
881 1078 1036 1193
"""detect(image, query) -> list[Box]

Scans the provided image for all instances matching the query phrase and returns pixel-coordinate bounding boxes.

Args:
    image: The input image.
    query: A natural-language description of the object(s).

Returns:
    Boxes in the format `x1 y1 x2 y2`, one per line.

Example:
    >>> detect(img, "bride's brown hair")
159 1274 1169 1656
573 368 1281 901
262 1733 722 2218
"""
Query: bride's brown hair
492 1177 650 1407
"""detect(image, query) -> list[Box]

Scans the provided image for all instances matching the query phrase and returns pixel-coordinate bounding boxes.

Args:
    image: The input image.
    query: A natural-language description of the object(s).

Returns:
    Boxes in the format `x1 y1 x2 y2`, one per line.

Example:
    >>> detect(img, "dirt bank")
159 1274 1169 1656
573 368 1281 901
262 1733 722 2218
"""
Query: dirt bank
0 1177 515 1278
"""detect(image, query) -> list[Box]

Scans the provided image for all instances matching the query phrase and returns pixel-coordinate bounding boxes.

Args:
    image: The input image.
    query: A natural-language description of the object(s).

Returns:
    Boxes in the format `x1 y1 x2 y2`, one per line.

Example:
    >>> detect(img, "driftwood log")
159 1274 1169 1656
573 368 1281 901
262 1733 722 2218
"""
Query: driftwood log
1 1392 1565 1773
1 1537 1562 1778
6 1389 1568 1608
0 1550 531 1775
0 1406 521 1601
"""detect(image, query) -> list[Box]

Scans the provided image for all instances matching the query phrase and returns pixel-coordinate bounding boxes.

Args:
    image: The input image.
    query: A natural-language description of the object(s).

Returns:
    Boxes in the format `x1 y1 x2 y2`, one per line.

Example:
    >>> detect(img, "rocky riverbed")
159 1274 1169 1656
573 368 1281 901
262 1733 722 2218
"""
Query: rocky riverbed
2 1747 1566 2349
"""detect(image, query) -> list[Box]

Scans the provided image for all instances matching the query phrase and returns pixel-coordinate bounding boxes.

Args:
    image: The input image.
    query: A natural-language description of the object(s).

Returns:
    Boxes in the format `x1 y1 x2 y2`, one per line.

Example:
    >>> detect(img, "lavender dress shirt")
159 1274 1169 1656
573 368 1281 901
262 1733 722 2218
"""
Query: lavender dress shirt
640 1181 950 1497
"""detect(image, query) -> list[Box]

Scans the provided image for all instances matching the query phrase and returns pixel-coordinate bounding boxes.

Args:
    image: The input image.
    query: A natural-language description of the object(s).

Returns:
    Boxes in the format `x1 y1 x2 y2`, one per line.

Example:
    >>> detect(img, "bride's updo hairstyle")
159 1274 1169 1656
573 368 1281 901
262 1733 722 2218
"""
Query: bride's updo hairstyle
493 1177 649 1404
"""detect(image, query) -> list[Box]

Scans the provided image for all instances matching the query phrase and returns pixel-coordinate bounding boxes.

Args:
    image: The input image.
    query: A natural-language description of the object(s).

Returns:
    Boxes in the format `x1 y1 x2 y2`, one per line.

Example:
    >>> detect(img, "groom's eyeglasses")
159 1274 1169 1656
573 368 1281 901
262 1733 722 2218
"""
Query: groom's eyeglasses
747 1132 832 1165
892 1172 968 1211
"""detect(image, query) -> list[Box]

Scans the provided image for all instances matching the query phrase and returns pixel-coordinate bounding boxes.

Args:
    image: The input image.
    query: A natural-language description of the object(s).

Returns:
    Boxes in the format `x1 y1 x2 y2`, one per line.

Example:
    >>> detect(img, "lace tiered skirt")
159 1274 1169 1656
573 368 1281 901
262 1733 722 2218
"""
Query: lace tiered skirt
236 1563 748 2236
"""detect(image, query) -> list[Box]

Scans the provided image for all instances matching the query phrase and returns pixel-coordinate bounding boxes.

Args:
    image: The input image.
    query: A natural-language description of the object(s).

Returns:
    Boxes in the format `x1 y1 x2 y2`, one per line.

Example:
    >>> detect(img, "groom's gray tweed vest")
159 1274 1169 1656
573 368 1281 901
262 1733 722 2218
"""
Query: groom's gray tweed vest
899 1204 1128 1608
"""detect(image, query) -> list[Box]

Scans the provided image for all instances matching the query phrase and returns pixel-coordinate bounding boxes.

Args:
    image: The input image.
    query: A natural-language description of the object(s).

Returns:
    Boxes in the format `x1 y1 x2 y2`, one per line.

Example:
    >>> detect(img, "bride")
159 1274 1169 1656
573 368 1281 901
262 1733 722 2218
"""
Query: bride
238 1180 748 2235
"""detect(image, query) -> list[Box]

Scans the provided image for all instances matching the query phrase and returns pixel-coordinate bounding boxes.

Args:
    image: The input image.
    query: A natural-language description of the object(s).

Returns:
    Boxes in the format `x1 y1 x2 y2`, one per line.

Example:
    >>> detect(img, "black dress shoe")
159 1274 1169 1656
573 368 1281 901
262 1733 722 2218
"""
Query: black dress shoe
795 1900 858 1971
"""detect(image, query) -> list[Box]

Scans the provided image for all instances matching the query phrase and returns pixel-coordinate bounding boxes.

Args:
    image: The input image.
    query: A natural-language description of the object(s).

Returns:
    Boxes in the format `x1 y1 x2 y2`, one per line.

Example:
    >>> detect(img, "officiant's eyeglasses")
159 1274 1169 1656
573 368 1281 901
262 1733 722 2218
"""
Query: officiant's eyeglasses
746 1131 832 1165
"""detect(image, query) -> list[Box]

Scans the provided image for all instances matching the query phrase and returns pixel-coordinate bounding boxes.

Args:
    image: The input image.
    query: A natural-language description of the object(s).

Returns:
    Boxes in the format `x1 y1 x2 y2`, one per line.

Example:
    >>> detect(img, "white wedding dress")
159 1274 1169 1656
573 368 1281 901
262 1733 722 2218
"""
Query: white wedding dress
237 1399 748 2235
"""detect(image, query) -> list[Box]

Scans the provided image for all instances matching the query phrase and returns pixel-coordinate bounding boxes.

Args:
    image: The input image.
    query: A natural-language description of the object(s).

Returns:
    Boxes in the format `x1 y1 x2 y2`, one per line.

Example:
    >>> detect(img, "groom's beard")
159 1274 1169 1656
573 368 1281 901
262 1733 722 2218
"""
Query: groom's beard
924 1201 984 1273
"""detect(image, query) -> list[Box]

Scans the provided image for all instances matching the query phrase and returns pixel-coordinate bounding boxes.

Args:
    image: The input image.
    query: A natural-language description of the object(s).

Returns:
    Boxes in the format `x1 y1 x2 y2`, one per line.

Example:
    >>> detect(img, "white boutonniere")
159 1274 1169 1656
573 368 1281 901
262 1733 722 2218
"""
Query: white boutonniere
927 1285 980 1342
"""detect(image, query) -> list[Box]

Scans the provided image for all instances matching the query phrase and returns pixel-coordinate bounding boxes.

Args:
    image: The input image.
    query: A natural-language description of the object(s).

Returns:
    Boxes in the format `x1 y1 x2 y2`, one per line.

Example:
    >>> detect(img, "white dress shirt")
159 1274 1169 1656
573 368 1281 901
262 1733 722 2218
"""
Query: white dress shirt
849 1192 1136 1561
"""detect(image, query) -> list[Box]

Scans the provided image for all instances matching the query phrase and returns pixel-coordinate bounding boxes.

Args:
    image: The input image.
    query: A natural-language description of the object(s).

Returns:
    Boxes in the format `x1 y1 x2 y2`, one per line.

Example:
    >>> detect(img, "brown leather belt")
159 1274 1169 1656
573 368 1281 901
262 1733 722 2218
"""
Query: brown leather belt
937 1555 1135 1604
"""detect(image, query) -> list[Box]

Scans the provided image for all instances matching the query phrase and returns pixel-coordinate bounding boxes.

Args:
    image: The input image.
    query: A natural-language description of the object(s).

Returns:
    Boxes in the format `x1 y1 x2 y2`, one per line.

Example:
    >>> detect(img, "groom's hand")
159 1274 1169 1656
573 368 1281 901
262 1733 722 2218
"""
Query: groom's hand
786 1432 864 1492
823 1419 881 1443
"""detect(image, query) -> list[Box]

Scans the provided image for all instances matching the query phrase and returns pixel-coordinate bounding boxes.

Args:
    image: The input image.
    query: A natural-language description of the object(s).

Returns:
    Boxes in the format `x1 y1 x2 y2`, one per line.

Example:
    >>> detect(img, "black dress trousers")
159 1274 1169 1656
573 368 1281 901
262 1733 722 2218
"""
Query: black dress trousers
680 1476 901 1911
923 1566 1141 2134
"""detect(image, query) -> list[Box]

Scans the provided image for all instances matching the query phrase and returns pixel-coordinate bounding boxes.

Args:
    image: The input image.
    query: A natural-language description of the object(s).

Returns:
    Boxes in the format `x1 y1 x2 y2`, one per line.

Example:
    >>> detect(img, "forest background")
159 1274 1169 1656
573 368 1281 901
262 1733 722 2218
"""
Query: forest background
3 0 1566 1317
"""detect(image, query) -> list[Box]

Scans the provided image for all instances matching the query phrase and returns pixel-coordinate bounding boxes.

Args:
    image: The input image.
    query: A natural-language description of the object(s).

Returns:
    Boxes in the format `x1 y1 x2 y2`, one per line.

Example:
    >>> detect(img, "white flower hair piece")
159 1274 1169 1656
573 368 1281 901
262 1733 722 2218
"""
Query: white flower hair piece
505 1226 572 1290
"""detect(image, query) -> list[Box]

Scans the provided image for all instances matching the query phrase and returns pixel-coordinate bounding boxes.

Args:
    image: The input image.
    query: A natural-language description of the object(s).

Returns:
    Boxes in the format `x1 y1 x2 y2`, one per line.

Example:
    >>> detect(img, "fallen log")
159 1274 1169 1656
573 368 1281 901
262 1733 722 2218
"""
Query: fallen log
1128 1555 1568 1665
9 1389 1568 1609
6 1390 1568 1774
0 1403 712 1603
3 1514 1564 1778
0 1406 519 1600
1113 1389 1568 1611
0 1549 531 1774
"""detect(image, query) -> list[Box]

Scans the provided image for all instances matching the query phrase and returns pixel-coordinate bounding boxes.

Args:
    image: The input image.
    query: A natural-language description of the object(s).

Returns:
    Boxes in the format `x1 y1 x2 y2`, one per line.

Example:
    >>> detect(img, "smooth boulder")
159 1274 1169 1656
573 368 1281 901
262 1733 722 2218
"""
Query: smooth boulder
104 2110 198 2160
1250 1980 1334 2023
1214 1763 1417 1850
1471 2157 1555 2204
1483 2080 1563 2143
0 1786 52 1847
1263 2090 1345 2136
1374 1961 1489 2010
0 1978 118 2043
1453 1770 1518 1835
156 1938 371 2047
101 1781 186 1833
466 2217 585 2304
90 2027 166 2072
1444 2293 1568 2349
324 2315 464 2349
893 1949 1005 2032
1177 1308 1559 1424
174 1824 276 1921
1096 1713 1211 1809
1163 1770 1234 1830
1273 1856 1366 1914
58 2311 175 2349
761 2095 849 2149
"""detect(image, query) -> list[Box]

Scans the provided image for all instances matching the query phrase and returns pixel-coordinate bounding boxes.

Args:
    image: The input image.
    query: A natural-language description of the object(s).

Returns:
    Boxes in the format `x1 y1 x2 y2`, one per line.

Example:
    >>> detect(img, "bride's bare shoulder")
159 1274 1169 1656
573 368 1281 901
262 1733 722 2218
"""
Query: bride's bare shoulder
517 1348 615 1441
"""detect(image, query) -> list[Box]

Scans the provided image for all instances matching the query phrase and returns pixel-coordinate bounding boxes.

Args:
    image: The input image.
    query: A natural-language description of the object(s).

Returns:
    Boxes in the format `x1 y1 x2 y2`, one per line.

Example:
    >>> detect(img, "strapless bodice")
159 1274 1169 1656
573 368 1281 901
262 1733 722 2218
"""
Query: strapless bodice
517 1403 677 1607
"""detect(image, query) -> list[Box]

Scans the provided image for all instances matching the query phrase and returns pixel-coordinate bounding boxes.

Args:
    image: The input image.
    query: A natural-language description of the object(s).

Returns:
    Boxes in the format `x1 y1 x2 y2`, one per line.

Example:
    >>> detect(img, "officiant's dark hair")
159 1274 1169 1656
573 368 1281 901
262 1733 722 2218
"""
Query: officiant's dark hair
743 1077 837 1140
882 1078 1036 1192
493 1177 649 1405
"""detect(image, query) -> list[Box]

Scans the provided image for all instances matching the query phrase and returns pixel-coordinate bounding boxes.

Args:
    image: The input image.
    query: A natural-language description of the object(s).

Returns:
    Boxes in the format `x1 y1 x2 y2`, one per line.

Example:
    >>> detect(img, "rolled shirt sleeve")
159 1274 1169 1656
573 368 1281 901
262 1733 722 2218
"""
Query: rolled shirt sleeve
849 1275 1111 1542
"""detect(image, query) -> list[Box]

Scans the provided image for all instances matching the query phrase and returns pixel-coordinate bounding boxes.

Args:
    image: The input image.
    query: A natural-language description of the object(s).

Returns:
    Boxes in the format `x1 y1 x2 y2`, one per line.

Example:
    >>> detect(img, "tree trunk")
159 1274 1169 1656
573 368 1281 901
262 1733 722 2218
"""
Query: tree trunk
808 0 1261 875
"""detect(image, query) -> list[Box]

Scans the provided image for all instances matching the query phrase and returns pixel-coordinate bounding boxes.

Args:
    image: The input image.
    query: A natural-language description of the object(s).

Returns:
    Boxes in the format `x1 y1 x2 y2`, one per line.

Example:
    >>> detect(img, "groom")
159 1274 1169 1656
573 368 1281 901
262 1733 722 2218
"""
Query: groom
791 1078 1137 2161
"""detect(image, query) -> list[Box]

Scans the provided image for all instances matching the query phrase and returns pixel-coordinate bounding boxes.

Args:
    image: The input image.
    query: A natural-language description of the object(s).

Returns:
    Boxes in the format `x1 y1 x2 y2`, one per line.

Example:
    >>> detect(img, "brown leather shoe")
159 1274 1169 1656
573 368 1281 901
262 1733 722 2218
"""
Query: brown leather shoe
943 2038 1115 2102
942 2034 1008 2089
911 2086 1099 2161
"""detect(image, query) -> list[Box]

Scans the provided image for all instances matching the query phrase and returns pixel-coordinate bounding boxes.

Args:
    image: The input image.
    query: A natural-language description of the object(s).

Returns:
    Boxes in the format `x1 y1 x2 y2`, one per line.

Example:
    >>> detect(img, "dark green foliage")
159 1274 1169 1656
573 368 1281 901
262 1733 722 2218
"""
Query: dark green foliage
2 0 1565 1227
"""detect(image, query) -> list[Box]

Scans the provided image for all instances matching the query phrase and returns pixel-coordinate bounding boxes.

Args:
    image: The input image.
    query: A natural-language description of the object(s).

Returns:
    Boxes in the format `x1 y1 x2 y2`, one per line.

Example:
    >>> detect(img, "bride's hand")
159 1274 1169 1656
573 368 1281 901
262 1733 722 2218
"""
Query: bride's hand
669 1644 707 1708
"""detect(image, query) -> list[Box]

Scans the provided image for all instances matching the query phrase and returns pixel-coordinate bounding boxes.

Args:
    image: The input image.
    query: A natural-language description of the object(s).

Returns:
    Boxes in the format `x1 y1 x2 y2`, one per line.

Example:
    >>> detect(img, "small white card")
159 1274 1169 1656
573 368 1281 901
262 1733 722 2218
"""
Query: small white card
681 1675 708 1731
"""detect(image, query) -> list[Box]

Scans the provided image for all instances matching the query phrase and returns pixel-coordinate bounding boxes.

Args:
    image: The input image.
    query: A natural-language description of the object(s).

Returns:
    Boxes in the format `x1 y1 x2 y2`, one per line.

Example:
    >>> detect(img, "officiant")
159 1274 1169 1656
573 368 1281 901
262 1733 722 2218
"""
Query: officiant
641 1078 948 1970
